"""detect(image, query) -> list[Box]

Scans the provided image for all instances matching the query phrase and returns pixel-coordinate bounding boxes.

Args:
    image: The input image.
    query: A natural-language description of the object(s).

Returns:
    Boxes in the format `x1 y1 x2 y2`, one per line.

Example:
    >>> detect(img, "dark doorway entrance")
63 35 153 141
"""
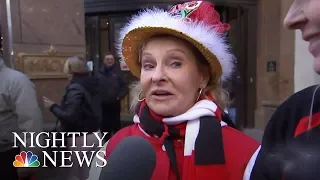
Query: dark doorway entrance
215 5 257 129
84 1 258 128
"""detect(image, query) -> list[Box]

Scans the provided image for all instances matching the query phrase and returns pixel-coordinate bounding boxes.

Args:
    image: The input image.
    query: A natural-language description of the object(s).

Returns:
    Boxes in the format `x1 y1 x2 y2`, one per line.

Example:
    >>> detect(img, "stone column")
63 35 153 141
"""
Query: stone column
255 0 295 129
0 0 13 67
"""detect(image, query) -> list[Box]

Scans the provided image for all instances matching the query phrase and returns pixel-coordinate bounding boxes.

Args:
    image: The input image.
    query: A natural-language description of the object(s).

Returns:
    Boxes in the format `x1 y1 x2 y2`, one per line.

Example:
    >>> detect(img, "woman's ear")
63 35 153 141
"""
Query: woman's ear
199 69 210 89
200 76 209 89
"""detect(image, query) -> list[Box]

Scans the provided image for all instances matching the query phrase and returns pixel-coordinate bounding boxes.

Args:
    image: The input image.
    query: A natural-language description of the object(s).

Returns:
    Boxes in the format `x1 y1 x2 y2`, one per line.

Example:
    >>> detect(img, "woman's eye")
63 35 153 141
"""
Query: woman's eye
142 63 154 70
171 61 182 68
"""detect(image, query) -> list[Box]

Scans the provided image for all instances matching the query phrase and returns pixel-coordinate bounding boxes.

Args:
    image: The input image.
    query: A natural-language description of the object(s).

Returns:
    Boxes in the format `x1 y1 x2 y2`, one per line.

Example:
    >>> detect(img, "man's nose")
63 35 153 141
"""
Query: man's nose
283 4 307 30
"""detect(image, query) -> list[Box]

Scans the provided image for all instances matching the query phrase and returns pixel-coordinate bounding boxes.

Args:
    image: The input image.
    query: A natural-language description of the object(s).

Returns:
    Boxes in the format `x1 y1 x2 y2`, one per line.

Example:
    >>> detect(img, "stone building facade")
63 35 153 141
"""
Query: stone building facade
0 0 86 124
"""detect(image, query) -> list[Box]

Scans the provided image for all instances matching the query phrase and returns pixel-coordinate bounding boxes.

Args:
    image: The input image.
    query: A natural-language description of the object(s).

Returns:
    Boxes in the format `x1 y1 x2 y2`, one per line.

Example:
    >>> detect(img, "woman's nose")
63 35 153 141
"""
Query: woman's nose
152 66 167 83
283 4 307 30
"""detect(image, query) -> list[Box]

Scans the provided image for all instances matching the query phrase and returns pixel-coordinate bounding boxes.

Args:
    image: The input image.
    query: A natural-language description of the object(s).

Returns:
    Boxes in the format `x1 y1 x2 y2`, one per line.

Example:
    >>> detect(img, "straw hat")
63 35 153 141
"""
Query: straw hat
116 1 235 84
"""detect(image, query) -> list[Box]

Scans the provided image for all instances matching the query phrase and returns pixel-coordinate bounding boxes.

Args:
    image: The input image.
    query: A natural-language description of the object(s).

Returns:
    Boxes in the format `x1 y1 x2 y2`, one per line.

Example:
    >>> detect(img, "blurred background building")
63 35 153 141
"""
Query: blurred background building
0 0 317 133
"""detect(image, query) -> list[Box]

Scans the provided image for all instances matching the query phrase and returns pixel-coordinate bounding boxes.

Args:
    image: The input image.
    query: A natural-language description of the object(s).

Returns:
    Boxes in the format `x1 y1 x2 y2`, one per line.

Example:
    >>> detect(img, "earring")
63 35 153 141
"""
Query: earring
196 88 203 101
138 90 145 102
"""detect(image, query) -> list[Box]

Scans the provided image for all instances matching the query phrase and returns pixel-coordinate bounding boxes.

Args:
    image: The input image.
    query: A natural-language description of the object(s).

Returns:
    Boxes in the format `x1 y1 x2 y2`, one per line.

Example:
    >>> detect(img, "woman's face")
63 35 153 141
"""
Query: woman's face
140 36 209 117
284 0 320 73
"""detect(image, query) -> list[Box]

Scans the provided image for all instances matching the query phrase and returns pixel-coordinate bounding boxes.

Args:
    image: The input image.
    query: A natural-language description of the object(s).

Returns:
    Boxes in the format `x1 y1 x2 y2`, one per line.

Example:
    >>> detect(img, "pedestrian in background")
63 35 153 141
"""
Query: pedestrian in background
43 56 101 180
0 56 43 180
97 52 128 141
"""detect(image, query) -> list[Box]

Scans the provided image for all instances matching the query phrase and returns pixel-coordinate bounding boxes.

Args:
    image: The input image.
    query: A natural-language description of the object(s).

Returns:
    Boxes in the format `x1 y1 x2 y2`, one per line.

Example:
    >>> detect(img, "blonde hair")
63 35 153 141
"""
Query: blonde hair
63 56 89 74
129 35 230 112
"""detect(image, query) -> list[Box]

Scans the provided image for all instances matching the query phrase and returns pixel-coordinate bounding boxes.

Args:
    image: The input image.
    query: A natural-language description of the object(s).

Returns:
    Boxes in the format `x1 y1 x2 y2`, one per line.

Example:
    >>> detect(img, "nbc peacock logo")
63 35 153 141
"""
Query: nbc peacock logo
13 151 40 167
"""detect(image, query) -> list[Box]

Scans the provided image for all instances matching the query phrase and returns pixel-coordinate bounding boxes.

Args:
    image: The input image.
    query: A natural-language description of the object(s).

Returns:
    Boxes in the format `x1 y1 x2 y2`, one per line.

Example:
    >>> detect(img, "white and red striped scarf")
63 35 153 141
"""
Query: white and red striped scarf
133 98 229 180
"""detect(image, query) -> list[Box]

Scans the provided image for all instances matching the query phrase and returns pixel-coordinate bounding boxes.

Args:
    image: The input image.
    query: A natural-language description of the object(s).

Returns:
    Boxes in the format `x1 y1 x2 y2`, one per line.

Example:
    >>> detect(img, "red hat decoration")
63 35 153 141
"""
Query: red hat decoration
169 1 230 35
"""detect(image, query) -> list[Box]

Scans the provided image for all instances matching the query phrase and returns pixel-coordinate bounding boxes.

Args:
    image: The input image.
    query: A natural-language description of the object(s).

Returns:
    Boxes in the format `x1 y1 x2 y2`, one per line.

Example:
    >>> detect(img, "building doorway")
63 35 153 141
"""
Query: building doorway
216 5 257 129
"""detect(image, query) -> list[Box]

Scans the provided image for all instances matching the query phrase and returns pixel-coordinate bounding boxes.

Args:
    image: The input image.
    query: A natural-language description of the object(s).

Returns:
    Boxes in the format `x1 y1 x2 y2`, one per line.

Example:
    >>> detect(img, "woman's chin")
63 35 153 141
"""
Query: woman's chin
150 105 173 116
147 102 177 117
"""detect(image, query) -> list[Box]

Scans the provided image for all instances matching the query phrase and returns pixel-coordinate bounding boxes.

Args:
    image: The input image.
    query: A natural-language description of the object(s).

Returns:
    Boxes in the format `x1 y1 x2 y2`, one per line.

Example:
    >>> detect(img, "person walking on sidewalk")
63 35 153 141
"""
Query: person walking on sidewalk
43 56 101 180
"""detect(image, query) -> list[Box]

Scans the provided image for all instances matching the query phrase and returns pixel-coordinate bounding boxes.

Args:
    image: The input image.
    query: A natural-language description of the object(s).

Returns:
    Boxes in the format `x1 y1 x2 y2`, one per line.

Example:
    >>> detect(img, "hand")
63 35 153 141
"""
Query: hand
42 96 55 108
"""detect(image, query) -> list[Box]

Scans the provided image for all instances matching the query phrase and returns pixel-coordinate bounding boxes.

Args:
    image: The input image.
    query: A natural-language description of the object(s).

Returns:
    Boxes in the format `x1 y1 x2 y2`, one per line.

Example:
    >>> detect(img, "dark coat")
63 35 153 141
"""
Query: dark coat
50 73 100 133
250 85 320 180
97 64 128 104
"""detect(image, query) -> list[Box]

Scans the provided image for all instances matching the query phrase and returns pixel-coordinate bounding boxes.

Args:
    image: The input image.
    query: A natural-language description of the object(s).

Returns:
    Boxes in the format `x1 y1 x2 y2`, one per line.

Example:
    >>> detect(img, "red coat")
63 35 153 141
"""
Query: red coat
106 124 259 180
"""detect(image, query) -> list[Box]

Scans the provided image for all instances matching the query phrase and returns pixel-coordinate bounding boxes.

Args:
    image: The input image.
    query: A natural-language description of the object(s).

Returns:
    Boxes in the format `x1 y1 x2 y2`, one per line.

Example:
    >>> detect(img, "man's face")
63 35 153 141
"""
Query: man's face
104 54 115 68
284 0 320 73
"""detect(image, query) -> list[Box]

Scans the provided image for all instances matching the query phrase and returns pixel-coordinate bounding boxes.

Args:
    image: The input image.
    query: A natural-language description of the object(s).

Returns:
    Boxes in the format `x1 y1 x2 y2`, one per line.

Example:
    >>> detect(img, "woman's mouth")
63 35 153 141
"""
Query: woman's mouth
151 90 174 100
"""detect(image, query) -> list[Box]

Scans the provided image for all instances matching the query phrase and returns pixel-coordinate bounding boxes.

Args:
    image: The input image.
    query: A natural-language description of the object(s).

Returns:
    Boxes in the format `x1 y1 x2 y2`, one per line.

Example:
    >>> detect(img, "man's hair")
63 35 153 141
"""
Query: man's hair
104 52 114 57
